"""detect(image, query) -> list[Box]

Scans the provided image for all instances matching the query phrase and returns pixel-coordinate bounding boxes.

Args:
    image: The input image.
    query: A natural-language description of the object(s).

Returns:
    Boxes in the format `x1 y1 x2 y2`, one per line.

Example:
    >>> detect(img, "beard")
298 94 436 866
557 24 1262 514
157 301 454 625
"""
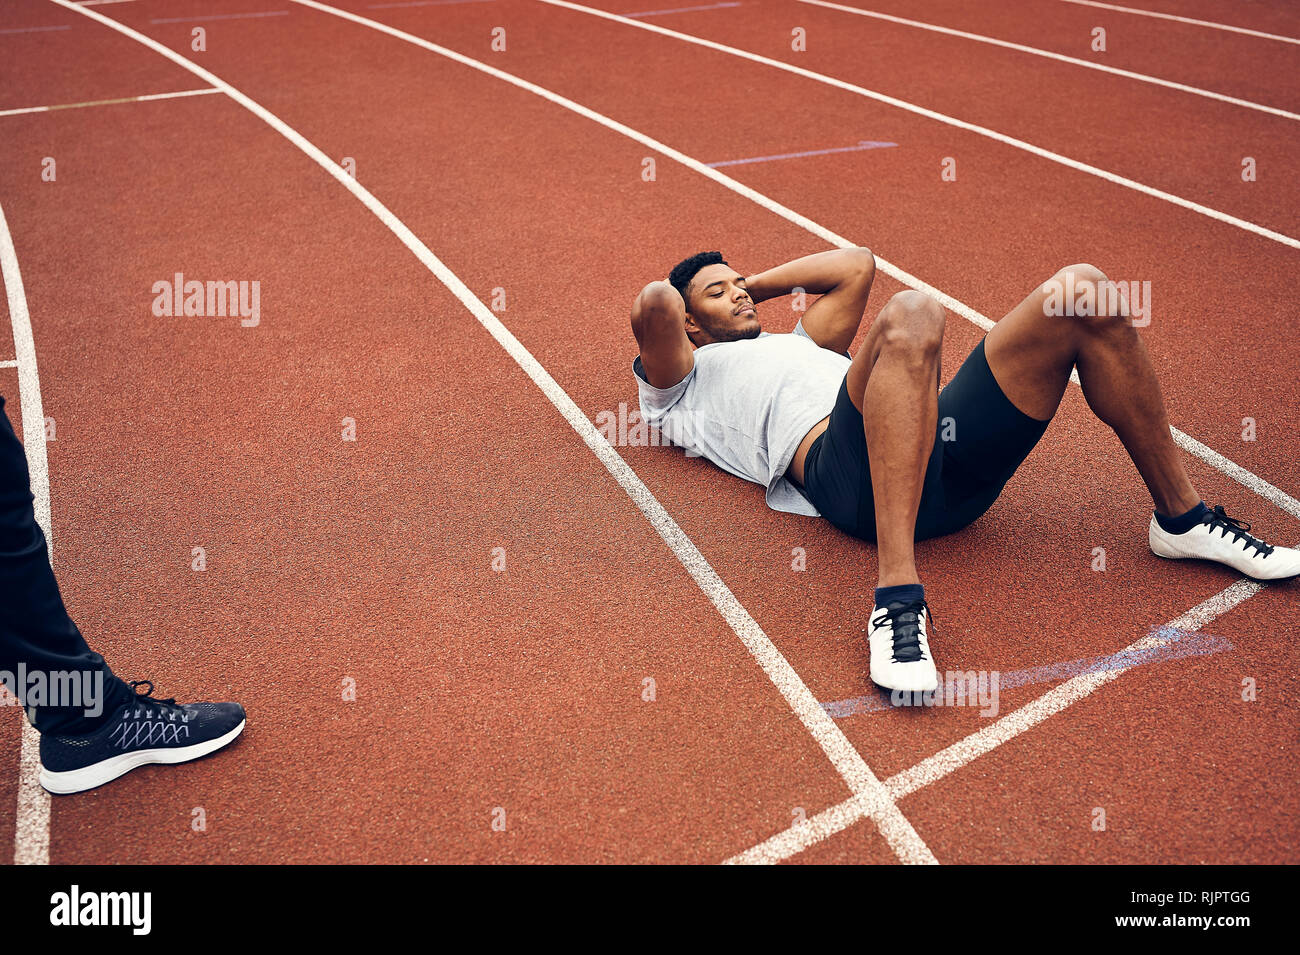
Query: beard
700 317 763 344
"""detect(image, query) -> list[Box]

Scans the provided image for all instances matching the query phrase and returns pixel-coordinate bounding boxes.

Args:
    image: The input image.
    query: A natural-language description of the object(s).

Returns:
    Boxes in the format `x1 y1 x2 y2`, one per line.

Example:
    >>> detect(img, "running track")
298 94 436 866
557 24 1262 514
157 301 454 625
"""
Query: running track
0 0 1296 863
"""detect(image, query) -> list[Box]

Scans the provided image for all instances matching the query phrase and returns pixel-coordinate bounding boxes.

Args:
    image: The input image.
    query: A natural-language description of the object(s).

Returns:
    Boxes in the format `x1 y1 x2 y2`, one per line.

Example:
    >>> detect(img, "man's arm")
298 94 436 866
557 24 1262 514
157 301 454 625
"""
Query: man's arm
630 280 694 389
744 247 876 354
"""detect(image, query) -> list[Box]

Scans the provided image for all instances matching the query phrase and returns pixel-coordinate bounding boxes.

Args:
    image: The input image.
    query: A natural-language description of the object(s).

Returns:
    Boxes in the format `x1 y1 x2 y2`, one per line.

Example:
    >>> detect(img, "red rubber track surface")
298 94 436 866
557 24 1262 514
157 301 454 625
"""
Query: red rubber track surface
786 0 1300 114
0 0 1296 863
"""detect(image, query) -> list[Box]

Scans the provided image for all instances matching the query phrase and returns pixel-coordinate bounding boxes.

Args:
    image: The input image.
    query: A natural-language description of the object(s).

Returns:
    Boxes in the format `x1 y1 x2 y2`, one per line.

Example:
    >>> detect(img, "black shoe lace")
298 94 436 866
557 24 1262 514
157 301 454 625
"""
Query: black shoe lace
870 599 933 663
1203 505 1274 558
126 680 188 723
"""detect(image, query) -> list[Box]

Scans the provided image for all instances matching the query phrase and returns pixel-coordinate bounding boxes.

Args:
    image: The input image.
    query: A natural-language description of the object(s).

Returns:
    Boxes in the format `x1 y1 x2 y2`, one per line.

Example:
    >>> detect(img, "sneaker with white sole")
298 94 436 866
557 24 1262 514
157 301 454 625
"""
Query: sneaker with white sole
1149 504 1300 581
869 598 939 693
39 680 246 795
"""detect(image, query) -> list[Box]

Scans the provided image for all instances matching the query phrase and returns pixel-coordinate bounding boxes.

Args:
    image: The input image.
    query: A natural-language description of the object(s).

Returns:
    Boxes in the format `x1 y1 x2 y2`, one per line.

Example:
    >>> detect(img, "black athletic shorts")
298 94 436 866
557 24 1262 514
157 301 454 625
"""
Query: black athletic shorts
800 338 1050 542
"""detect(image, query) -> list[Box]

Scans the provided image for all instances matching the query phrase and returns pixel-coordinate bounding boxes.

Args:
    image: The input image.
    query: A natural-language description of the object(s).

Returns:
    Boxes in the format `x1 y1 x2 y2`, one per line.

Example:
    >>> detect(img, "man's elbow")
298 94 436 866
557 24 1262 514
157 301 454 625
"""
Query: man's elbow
631 281 682 338
845 246 876 282
638 281 680 311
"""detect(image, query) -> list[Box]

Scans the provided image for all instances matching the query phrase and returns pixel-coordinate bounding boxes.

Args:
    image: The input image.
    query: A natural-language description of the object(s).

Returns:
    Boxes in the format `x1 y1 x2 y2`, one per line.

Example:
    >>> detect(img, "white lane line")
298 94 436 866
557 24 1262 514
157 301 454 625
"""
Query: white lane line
366 0 495 7
0 25 72 34
49 0 938 866
77 1 142 6
0 87 219 119
307 0 1297 522
625 2 741 18
149 11 289 24
0 359 17 368
539 0 1300 250
136 88 221 102
0 201 53 867
706 138 897 168
728 576 1267 863
1172 429 1300 521
798 0 1300 121
1059 0 1300 46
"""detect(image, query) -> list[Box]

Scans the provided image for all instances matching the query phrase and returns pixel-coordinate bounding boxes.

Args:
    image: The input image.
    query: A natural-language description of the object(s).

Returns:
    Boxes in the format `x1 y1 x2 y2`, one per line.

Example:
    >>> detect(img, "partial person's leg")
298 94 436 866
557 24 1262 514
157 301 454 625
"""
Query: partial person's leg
0 395 134 733
982 263 1198 516
0 394 248 793
844 290 946 587
837 291 945 694
980 265 1300 580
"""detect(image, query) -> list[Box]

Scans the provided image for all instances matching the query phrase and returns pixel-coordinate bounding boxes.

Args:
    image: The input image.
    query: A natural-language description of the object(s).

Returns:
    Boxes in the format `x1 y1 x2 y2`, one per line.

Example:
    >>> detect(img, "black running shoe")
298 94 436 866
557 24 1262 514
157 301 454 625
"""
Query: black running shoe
39 680 246 794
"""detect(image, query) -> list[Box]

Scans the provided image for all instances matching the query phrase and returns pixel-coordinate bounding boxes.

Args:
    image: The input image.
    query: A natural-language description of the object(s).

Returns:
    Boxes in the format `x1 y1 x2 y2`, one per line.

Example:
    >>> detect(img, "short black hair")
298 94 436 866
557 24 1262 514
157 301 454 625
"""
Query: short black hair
669 251 727 307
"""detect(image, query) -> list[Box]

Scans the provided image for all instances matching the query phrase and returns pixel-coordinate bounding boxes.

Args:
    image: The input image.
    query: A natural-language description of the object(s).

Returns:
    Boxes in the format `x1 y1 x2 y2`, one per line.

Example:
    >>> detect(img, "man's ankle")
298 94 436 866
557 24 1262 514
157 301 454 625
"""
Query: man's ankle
876 571 922 589
875 582 925 609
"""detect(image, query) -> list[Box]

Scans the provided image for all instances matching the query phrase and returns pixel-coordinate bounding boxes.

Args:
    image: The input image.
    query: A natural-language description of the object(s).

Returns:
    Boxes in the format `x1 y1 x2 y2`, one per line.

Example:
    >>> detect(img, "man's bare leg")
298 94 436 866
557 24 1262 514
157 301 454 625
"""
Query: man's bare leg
983 263 1199 516
844 290 947 587
979 262 1300 579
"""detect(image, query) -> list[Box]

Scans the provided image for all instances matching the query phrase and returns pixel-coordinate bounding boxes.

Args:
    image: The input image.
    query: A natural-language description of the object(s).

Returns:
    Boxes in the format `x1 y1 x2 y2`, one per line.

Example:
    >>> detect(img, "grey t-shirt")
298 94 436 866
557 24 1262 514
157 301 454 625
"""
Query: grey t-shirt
633 319 852 517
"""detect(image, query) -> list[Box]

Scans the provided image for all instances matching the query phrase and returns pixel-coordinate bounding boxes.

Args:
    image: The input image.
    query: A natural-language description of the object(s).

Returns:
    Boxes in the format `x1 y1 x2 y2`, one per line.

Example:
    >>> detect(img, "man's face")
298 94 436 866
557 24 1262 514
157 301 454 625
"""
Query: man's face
684 264 762 345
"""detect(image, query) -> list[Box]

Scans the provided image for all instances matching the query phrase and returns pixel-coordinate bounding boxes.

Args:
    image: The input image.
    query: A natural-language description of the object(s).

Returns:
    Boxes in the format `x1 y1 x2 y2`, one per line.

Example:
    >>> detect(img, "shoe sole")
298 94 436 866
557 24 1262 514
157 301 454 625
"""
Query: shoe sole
39 719 246 795
873 678 940 693
870 667 939 693
1150 548 1300 582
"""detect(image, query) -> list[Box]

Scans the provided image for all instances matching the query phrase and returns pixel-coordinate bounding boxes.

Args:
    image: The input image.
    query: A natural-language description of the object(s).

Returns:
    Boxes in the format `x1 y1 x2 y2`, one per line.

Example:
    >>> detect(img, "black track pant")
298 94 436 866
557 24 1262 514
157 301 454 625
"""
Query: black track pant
0 395 133 734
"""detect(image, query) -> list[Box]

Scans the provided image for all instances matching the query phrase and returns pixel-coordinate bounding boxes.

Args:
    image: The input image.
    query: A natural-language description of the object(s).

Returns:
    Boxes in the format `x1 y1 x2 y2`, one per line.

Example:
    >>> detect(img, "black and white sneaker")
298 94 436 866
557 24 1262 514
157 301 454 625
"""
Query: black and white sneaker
868 599 939 692
39 680 246 795
1149 504 1300 581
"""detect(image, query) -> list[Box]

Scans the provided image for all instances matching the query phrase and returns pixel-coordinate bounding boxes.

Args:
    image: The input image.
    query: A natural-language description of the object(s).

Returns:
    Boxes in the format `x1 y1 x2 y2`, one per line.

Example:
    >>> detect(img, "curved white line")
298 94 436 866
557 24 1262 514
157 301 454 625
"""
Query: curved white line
798 0 1300 121
1 201 53 866
539 0 1300 250
48 0 940 865
1171 430 1300 521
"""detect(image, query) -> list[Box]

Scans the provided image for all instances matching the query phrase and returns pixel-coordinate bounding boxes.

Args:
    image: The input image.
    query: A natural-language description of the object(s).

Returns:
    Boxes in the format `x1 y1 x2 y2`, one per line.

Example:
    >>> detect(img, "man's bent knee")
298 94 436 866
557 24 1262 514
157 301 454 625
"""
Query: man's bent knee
1040 263 1132 324
878 290 945 353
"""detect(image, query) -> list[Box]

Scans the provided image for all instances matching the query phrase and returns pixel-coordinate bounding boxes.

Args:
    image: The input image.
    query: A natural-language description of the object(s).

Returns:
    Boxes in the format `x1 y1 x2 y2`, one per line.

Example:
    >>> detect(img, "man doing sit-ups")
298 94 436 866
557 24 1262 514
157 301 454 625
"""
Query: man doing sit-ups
630 249 1299 693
